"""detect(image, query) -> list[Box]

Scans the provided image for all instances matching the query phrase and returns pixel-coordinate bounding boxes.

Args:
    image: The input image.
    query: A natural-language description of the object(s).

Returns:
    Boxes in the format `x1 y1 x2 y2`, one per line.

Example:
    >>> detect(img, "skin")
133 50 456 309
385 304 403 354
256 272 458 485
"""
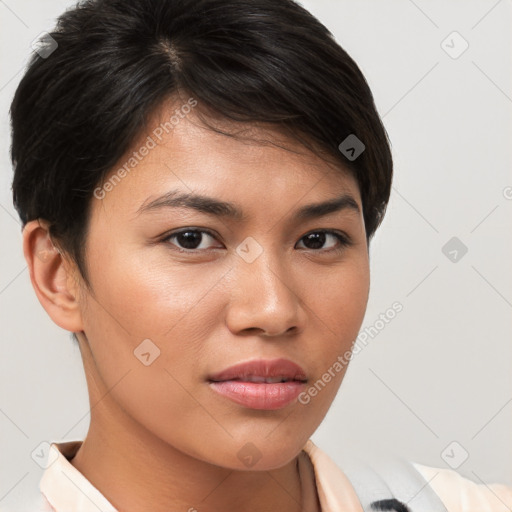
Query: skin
23 97 370 512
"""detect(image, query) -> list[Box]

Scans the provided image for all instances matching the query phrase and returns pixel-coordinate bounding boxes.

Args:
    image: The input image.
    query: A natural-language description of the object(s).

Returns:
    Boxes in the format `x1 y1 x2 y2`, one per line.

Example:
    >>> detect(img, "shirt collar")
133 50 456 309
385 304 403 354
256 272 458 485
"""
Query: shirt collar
40 440 117 512
303 439 364 512
40 439 363 512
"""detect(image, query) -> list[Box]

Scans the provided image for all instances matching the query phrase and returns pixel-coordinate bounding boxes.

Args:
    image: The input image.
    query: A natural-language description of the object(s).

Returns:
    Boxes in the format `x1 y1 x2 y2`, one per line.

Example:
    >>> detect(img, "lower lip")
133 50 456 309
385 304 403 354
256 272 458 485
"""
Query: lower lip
208 380 306 410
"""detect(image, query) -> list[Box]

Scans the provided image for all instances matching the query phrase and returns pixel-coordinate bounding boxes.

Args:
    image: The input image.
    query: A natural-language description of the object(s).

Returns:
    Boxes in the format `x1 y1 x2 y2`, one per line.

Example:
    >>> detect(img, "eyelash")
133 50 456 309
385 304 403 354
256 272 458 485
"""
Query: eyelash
160 228 353 255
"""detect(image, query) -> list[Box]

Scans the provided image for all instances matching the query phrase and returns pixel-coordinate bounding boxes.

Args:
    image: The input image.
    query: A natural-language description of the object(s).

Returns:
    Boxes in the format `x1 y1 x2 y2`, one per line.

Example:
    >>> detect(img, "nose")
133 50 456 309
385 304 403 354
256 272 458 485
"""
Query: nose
225 247 306 338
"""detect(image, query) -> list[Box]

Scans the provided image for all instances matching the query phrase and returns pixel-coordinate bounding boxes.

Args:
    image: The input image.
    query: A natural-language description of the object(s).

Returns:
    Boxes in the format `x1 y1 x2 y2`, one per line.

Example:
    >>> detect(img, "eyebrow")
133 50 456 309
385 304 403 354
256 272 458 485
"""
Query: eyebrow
135 189 361 221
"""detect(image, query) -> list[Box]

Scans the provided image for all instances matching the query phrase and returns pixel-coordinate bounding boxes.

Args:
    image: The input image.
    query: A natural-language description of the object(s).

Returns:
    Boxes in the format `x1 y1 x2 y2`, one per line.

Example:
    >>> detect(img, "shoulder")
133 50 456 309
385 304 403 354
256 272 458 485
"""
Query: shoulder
413 462 512 512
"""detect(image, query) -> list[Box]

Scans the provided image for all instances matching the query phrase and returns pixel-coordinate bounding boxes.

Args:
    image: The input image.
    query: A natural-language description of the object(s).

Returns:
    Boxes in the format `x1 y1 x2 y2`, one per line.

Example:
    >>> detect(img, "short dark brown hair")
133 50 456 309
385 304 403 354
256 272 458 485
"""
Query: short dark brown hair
10 0 393 284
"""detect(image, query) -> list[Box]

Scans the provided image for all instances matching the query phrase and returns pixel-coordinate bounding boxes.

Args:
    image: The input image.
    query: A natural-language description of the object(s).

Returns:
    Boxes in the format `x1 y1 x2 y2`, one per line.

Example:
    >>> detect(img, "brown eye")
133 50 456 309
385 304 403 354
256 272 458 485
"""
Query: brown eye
296 230 352 252
163 229 221 252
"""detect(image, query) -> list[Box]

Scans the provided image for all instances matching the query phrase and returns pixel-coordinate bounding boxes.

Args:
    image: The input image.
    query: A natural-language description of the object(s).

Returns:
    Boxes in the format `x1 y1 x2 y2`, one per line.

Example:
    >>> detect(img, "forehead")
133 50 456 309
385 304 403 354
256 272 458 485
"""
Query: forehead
92 97 361 218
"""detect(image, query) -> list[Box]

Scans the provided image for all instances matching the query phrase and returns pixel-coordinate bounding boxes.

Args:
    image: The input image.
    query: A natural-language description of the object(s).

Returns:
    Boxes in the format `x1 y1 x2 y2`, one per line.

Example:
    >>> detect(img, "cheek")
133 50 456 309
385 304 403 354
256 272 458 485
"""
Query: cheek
84 241 230 339
301 258 369 391
308 257 370 342
78 270 220 454
78 244 231 406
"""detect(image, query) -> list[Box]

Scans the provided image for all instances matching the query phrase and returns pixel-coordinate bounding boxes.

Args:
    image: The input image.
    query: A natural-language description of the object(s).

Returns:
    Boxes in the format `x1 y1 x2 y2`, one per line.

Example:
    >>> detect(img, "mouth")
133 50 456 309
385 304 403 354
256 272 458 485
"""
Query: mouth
207 358 308 410
207 357 308 384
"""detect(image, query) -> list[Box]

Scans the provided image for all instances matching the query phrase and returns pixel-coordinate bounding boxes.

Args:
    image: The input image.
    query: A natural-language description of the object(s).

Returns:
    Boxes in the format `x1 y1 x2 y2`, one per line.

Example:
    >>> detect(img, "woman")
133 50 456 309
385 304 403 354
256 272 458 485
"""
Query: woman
9 0 512 510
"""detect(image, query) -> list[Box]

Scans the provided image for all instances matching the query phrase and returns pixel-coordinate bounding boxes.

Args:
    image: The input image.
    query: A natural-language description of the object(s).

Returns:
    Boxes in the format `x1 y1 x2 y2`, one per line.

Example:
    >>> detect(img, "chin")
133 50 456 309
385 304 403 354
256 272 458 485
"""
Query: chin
213 436 307 472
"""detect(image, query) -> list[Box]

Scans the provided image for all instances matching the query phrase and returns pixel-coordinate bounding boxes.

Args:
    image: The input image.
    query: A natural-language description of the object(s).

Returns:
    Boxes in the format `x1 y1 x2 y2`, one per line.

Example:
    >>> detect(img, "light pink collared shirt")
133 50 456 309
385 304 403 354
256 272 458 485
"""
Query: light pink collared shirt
26 439 512 511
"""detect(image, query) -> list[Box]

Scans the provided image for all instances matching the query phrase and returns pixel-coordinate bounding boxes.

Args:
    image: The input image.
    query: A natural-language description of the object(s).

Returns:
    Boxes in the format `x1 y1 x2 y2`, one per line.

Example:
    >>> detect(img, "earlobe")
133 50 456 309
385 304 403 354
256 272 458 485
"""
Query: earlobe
22 219 84 333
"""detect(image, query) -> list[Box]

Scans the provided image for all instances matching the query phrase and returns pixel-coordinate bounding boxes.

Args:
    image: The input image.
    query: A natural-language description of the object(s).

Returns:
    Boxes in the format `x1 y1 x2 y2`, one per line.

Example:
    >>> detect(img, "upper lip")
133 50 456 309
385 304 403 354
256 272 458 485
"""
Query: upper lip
208 358 308 382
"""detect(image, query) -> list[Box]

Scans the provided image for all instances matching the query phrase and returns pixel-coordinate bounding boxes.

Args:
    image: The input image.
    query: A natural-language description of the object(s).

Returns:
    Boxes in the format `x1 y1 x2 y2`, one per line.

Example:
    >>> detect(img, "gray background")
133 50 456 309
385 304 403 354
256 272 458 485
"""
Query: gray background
1 0 511 508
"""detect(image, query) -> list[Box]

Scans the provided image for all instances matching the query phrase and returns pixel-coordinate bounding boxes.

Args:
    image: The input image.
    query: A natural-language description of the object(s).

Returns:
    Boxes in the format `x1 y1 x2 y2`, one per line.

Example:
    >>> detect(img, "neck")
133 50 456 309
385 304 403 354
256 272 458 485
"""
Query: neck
70 348 305 512
70 415 304 512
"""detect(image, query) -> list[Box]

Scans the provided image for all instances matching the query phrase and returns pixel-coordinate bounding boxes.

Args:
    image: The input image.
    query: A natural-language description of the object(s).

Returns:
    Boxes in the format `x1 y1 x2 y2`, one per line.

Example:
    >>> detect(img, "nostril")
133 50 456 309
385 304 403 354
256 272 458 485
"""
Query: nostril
370 499 411 512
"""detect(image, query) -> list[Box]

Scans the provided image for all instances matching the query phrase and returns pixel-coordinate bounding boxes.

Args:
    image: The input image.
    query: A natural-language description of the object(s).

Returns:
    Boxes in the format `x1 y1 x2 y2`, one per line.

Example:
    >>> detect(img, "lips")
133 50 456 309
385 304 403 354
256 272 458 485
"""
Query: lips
207 358 308 383
207 358 308 410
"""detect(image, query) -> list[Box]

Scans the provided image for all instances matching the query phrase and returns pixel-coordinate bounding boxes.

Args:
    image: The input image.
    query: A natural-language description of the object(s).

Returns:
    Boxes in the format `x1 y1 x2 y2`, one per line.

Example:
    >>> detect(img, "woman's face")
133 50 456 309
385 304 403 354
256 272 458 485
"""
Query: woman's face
75 100 370 470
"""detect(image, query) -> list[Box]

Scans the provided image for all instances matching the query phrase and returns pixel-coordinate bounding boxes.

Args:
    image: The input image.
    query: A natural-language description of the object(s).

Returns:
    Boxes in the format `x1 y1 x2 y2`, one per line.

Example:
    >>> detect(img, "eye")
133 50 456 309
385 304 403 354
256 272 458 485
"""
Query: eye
296 230 352 253
162 228 221 252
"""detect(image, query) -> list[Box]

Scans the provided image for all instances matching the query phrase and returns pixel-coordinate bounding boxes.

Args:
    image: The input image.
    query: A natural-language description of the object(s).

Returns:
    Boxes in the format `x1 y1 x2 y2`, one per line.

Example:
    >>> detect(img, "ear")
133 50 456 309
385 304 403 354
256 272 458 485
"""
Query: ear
22 219 85 333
